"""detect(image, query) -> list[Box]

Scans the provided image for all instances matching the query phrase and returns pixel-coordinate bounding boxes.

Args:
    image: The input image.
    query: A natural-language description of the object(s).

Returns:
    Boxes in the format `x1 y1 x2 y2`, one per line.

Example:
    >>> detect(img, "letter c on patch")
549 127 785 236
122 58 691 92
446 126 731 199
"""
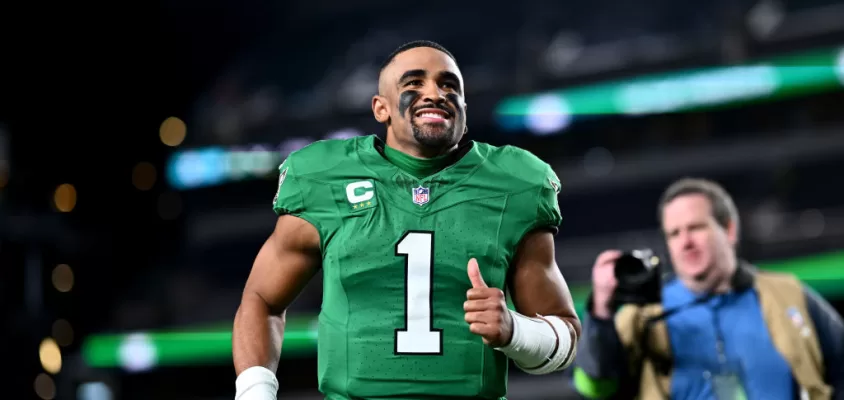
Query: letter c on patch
346 181 374 203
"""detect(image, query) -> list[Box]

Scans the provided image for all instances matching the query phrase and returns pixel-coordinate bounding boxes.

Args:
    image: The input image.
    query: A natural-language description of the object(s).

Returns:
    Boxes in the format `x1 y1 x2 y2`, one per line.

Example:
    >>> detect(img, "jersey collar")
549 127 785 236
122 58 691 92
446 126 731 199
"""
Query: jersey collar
357 135 485 185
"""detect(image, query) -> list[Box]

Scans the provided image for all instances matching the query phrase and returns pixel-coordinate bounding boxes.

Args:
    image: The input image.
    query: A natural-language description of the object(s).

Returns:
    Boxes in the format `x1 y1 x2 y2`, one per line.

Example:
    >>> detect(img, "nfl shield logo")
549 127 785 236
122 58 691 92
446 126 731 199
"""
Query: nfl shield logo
412 186 430 206
787 306 804 327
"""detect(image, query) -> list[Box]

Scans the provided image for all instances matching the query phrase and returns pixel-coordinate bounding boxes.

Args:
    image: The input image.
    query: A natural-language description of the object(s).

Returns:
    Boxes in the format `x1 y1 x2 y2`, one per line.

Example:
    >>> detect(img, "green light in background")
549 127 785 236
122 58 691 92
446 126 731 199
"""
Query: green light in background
82 250 844 369
83 317 318 370
496 46 844 132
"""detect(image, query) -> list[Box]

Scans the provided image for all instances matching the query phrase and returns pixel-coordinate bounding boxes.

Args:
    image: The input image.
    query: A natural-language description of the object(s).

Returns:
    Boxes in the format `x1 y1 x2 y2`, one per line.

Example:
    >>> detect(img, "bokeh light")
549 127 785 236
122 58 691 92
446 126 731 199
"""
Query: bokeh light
52 319 74 347
34 373 55 399
52 264 74 293
132 161 157 191
159 117 187 147
53 183 77 212
39 338 62 374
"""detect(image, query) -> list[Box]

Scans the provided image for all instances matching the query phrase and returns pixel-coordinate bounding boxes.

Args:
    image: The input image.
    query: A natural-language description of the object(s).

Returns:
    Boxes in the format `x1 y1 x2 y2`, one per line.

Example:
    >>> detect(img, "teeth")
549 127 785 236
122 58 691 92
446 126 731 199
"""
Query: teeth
418 112 445 119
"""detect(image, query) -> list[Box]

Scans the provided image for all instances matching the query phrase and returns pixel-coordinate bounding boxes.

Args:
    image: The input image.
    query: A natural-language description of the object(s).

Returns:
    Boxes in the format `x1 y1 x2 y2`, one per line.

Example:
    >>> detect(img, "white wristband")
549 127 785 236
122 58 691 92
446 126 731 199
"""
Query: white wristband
235 366 279 400
494 310 576 375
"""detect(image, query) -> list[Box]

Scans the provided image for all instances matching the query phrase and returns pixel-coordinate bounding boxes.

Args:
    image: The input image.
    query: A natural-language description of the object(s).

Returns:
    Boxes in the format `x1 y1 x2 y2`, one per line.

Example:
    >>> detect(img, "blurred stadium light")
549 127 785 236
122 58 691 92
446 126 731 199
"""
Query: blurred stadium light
166 129 364 190
496 46 844 134
160 117 187 147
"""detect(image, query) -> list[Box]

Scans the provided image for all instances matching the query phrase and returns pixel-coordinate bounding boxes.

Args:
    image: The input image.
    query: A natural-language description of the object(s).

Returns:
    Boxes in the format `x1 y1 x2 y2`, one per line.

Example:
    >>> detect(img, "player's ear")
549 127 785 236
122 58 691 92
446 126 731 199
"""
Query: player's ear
463 103 468 133
372 95 390 124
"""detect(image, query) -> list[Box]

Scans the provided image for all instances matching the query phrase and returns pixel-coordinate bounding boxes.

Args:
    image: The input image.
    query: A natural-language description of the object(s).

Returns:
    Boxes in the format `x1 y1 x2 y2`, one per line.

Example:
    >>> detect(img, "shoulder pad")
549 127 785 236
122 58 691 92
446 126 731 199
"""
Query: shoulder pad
282 136 361 177
482 143 560 193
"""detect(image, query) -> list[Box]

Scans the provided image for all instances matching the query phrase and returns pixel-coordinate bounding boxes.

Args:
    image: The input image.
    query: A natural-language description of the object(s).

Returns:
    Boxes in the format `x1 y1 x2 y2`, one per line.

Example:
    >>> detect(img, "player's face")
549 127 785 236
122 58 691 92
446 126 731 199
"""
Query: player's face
383 47 467 151
661 194 737 288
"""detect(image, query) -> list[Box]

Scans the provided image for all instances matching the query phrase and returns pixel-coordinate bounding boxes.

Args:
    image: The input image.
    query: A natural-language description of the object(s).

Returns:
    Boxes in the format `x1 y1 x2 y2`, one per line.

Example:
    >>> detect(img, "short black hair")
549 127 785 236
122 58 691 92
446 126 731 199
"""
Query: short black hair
379 40 457 72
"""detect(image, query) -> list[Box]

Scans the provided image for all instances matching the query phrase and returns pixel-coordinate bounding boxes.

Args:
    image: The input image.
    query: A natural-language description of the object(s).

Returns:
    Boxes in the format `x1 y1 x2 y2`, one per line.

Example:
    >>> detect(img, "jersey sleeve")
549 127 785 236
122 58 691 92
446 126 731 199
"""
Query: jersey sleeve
271 156 328 238
533 165 563 234
269 139 356 250
272 158 304 216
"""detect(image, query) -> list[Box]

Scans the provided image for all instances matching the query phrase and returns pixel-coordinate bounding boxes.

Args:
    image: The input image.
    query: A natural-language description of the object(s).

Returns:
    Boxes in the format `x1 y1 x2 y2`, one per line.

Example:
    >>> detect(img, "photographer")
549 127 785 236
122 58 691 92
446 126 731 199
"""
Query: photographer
571 178 844 400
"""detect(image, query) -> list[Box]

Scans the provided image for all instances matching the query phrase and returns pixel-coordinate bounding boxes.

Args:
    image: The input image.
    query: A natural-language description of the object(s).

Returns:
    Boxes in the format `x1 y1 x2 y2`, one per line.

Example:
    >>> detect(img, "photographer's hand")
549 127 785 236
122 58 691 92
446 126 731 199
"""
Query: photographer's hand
592 250 622 319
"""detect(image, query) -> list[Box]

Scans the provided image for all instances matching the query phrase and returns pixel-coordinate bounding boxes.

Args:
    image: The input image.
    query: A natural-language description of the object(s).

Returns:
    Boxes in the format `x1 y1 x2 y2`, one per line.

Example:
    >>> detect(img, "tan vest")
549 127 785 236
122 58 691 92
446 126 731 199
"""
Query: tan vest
614 271 831 400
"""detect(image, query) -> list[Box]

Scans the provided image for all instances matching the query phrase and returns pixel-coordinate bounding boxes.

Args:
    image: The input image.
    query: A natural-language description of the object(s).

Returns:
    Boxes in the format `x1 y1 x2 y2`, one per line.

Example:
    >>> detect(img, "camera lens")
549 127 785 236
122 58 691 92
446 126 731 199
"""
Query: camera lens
611 249 662 307
614 254 651 285
614 249 660 287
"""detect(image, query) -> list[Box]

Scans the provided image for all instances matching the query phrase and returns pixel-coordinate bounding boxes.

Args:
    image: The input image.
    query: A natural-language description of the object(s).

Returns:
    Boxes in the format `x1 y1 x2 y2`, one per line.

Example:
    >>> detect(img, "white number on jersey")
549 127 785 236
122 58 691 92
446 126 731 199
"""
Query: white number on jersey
394 231 443 355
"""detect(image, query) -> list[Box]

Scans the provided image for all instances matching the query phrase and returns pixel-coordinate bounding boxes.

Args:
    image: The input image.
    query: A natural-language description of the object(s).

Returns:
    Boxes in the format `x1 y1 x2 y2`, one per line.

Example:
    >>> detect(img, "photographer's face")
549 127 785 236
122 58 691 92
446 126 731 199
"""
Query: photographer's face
662 194 737 287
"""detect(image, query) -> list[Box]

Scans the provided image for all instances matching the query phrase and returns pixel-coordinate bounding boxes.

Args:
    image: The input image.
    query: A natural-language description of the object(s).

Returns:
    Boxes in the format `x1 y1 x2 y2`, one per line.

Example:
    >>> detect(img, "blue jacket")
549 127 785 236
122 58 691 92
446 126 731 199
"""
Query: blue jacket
572 265 844 400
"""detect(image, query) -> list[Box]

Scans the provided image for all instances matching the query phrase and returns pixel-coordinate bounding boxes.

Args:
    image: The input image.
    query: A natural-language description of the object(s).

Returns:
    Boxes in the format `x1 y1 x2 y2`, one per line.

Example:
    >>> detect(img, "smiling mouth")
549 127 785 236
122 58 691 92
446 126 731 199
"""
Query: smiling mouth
414 108 452 123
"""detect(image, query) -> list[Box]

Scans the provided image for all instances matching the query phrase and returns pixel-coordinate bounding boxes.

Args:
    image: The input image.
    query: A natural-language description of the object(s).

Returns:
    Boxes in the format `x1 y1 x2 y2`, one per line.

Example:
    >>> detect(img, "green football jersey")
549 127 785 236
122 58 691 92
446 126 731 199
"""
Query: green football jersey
272 135 562 400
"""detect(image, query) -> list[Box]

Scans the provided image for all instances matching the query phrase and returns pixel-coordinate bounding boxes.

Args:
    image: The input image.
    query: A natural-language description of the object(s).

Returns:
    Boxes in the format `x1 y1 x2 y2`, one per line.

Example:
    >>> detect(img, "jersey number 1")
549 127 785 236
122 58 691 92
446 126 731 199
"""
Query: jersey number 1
395 231 443 355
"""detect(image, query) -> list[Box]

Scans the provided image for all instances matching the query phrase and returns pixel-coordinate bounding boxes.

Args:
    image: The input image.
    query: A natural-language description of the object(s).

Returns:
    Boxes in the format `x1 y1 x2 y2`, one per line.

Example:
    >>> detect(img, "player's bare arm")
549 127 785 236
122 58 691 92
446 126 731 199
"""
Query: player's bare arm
232 215 321 399
509 230 581 341
464 229 580 375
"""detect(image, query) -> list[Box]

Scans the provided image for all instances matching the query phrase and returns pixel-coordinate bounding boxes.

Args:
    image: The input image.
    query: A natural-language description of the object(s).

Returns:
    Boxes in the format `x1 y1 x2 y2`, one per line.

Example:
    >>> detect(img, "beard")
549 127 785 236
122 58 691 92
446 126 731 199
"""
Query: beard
410 117 460 149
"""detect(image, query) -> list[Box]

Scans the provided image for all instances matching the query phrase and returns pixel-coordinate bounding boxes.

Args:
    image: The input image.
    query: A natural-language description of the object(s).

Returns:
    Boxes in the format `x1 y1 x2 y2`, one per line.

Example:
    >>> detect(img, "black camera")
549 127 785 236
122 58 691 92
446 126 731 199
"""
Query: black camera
610 249 663 310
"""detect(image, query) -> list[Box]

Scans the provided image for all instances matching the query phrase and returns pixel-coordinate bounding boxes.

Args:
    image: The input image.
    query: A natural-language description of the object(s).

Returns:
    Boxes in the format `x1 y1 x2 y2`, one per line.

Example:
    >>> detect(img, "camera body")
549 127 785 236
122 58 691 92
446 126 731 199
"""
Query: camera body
610 249 663 310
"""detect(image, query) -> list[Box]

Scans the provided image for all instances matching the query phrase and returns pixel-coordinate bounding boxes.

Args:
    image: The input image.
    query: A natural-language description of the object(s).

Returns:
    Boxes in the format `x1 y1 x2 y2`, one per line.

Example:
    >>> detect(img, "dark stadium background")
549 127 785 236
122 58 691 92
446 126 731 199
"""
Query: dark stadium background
2 0 844 398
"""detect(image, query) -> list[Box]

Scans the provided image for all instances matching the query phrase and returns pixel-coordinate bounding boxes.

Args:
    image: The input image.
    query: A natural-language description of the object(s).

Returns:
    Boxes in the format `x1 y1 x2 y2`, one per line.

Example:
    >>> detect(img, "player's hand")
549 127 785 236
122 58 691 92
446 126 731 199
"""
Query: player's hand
464 258 513 348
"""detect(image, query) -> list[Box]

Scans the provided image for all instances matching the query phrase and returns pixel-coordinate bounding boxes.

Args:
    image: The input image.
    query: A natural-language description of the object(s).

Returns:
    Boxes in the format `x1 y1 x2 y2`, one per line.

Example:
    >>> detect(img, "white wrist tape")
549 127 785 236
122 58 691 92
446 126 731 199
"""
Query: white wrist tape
235 366 279 400
494 310 576 375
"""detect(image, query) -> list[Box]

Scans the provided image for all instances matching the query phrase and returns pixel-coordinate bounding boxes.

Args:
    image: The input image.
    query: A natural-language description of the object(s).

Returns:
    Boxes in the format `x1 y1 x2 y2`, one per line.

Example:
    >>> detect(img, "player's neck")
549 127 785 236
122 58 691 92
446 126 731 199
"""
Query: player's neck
385 132 458 159
382 144 453 180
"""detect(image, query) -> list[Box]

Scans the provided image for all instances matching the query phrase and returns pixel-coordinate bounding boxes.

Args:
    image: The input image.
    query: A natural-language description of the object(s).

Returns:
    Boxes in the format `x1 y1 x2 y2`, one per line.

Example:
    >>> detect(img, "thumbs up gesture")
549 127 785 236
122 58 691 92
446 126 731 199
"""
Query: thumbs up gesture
465 258 514 347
